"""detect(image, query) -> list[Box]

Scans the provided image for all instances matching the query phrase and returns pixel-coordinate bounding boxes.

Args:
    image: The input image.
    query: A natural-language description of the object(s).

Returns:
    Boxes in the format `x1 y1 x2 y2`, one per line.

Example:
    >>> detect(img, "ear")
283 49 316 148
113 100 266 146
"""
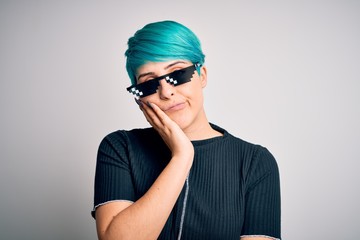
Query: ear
199 65 208 88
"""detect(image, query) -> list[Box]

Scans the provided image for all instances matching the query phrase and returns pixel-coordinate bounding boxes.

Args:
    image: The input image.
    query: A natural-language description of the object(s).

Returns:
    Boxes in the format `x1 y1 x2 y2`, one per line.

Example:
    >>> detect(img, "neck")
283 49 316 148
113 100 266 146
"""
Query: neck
183 115 223 141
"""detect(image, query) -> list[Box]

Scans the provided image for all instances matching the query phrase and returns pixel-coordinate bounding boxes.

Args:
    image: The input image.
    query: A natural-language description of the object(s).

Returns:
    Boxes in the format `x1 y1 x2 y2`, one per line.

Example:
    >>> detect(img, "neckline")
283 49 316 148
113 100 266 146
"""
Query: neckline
191 123 228 147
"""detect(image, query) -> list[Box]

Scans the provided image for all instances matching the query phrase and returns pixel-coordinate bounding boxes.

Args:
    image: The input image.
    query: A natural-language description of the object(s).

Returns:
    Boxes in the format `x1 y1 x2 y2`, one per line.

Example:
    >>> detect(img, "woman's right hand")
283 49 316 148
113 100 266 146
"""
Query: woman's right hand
96 100 195 240
139 100 194 161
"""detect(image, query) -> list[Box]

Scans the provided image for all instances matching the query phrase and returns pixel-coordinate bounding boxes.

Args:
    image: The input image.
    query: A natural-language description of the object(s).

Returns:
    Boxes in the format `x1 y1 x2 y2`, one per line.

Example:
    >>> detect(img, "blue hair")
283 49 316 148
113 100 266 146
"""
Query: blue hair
125 20 205 85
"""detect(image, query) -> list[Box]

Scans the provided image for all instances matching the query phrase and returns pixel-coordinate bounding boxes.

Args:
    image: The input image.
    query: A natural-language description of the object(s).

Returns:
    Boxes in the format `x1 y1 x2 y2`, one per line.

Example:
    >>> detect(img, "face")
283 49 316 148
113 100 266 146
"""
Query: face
134 60 208 132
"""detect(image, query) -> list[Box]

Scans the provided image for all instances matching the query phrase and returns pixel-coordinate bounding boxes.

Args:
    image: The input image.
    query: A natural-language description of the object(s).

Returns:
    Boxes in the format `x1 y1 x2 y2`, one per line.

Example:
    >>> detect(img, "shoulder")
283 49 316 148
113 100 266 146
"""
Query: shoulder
211 123 259 149
236 136 278 173
99 127 156 145
221 128 267 158
237 141 279 187
97 127 159 153
216 124 279 175
98 127 167 153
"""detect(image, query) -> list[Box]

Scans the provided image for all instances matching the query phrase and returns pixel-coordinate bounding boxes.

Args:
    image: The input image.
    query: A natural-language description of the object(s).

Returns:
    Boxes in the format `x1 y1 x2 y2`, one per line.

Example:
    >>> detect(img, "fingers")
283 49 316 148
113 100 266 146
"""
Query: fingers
138 100 168 130
146 102 169 125
136 99 193 159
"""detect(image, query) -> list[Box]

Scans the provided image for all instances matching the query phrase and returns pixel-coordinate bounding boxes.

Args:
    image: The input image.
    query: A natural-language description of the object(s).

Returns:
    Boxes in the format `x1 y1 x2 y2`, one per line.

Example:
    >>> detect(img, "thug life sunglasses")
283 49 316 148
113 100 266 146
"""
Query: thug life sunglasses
126 63 201 99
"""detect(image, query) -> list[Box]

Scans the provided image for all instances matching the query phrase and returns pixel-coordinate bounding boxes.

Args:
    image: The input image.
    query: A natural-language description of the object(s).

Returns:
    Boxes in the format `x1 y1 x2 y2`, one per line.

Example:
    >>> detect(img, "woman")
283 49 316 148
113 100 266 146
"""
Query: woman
92 20 281 240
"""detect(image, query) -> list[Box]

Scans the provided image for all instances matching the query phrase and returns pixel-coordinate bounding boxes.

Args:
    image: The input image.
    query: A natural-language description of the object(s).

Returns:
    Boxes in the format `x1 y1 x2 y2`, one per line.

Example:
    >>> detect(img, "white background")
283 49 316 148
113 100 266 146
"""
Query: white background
1 1 359 239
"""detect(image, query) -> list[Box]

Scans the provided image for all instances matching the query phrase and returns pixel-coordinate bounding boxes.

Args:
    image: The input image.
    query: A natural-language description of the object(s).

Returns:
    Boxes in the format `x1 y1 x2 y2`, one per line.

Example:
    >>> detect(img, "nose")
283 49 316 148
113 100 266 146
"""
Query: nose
158 79 175 99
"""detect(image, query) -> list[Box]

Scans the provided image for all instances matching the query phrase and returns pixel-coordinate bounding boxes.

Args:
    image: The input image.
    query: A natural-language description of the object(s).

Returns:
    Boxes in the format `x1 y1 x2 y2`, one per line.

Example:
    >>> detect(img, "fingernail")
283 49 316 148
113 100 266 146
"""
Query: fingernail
147 101 153 108
135 98 143 107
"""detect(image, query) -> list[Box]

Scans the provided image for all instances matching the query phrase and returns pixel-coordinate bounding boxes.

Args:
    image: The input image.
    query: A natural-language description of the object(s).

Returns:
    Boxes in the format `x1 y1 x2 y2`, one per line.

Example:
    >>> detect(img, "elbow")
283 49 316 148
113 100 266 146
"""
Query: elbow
97 227 129 240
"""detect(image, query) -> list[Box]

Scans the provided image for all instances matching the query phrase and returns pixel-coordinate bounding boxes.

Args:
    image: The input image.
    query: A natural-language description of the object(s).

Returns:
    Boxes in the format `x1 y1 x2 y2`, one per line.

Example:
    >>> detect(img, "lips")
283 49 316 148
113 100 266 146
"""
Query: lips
164 102 186 112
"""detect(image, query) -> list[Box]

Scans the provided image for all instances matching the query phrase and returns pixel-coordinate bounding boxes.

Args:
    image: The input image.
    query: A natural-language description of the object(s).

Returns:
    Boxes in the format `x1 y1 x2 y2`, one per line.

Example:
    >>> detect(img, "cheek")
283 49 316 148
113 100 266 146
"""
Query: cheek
182 81 203 99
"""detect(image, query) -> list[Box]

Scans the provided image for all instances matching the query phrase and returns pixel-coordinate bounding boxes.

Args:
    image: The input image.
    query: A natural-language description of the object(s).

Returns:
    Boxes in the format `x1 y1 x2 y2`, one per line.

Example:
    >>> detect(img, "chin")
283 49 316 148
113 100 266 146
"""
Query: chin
171 115 192 130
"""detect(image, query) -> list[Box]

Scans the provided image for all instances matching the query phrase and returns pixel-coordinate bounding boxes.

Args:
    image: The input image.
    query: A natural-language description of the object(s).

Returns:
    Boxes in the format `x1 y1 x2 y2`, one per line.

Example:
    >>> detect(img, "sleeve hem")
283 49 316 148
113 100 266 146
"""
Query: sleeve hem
91 199 134 219
240 234 280 240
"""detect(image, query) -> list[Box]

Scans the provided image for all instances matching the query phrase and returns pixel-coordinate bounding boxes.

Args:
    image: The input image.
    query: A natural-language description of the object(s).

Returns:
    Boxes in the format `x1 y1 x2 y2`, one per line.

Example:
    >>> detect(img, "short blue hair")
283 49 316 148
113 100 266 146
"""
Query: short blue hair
125 20 205 85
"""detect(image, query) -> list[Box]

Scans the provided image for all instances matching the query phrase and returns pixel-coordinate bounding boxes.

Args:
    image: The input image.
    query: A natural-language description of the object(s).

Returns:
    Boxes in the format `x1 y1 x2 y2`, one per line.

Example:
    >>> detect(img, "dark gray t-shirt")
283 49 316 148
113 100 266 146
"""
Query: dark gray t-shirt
92 123 281 239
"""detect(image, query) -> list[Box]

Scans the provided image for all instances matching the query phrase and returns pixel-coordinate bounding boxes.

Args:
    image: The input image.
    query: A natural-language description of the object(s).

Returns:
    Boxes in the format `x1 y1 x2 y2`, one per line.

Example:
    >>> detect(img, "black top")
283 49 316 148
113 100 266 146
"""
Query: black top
92 123 281 239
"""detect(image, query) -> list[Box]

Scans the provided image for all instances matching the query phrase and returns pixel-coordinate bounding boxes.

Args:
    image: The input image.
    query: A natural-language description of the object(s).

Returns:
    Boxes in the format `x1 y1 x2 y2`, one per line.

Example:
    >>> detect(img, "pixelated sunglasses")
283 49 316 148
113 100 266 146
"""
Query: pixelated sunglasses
126 63 201 99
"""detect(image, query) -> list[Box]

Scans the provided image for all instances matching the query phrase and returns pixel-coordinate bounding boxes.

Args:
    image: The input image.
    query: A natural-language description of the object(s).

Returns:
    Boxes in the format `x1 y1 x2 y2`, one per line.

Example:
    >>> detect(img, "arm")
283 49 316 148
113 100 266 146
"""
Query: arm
95 102 194 240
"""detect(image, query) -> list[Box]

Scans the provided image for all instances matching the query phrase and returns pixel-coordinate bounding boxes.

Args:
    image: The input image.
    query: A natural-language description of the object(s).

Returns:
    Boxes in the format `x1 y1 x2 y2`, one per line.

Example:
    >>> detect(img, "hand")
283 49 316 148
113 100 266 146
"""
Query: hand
138 100 194 160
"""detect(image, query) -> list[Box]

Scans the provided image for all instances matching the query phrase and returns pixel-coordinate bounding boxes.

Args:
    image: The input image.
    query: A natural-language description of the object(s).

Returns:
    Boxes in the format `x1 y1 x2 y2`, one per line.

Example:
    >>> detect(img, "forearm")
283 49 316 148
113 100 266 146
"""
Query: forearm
102 155 193 240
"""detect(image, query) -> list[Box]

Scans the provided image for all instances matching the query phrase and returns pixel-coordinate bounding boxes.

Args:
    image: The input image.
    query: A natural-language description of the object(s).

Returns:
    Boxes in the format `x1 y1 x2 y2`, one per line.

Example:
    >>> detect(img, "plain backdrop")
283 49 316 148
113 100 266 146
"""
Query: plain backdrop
1 1 359 239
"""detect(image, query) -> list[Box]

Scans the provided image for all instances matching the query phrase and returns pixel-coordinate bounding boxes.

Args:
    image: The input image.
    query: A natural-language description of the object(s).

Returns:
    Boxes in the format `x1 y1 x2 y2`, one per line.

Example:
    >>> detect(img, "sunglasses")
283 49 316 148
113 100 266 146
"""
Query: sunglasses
126 63 201 99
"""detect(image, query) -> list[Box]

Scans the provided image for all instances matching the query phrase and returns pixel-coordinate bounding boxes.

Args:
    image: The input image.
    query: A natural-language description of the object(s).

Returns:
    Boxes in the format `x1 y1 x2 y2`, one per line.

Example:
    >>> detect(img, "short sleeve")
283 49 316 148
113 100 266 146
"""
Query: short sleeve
241 147 281 239
91 131 135 218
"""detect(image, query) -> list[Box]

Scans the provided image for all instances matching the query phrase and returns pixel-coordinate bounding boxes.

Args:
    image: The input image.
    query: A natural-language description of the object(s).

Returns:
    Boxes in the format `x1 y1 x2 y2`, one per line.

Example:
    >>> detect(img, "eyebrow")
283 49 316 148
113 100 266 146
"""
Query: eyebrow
137 61 187 82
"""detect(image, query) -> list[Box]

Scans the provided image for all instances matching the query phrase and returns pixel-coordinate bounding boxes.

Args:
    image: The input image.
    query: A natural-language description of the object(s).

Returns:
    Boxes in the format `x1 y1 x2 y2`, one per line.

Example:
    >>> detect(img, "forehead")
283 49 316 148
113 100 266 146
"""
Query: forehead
136 60 191 76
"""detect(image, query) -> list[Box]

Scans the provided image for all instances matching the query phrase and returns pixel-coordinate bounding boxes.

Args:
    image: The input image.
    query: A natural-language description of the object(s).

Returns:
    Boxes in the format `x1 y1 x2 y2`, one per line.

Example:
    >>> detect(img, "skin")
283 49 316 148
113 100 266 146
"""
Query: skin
95 60 271 240
136 60 221 140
